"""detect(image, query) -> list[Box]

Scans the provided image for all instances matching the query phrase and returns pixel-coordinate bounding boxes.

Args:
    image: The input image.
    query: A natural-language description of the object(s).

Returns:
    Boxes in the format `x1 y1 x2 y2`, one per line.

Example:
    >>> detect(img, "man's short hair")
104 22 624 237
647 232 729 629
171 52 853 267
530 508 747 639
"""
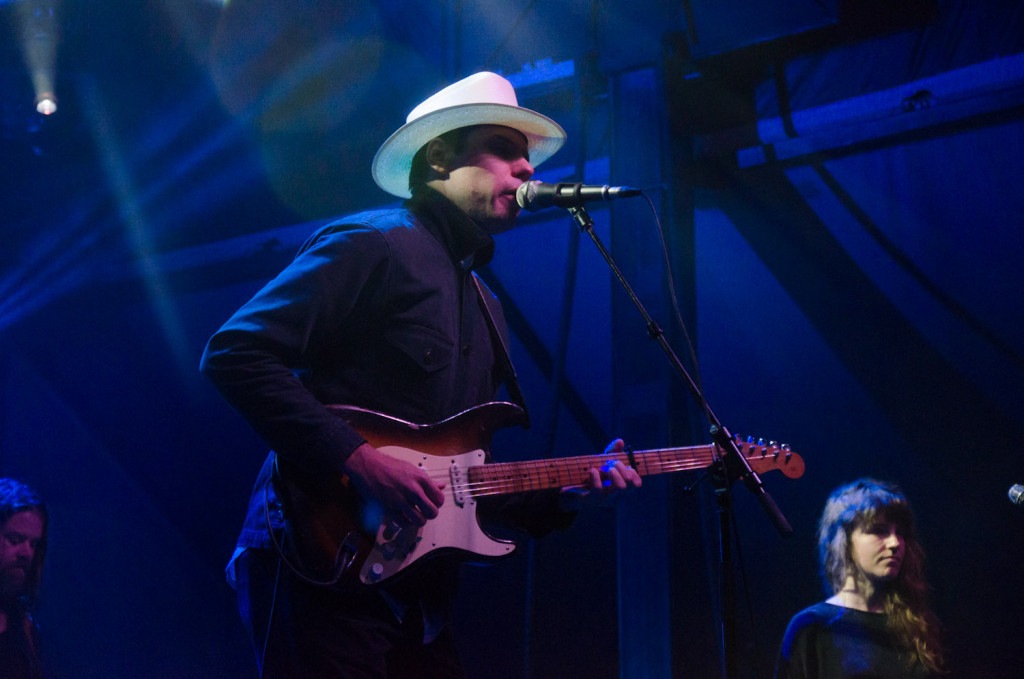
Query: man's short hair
407 125 480 192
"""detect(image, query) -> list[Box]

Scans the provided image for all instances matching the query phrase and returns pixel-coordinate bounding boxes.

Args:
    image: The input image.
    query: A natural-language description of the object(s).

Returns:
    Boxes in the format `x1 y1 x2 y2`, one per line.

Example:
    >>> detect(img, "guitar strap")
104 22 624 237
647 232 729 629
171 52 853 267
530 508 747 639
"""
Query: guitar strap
471 272 530 429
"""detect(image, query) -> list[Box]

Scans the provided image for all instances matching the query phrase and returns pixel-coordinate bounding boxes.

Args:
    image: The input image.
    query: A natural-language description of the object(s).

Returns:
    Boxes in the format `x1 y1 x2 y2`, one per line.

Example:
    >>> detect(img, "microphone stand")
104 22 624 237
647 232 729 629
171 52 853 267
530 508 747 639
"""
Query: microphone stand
567 204 792 679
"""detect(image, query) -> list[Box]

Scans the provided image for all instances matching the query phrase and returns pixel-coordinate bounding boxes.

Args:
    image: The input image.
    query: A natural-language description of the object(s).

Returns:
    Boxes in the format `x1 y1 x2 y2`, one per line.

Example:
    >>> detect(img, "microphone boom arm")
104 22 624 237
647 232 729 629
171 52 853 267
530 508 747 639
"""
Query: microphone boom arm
566 204 793 537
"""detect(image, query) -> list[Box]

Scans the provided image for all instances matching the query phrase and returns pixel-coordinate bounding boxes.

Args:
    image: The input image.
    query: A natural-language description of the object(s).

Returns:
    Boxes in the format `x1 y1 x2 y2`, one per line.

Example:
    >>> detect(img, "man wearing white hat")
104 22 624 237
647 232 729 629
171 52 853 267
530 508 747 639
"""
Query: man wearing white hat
202 71 640 678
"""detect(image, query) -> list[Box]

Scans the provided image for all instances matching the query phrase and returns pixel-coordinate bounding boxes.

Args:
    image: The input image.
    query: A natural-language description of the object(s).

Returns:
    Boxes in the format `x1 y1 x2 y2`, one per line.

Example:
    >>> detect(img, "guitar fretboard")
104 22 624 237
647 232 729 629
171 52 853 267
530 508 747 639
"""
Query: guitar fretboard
466 445 722 496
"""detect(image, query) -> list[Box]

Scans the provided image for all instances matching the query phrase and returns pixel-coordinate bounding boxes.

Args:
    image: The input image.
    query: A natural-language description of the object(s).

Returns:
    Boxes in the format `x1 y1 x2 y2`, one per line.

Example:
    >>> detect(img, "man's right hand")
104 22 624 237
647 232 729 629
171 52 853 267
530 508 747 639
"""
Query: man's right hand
341 442 446 528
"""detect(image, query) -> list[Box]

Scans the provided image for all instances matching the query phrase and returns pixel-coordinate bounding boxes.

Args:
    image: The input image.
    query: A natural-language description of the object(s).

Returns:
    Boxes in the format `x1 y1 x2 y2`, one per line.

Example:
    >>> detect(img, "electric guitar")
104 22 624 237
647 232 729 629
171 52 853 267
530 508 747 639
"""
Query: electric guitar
273 401 804 587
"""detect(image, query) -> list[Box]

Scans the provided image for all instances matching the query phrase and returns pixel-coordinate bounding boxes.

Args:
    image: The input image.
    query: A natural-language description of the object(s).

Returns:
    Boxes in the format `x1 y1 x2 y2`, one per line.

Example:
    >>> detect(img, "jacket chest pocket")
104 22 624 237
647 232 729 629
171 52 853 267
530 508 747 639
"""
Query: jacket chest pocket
383 324 455 374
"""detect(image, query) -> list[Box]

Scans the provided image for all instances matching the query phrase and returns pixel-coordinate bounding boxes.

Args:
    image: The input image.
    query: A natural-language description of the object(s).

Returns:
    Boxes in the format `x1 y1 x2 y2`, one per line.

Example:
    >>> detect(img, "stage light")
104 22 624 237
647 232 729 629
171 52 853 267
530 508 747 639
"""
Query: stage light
14 0 60 117
34 91 57 115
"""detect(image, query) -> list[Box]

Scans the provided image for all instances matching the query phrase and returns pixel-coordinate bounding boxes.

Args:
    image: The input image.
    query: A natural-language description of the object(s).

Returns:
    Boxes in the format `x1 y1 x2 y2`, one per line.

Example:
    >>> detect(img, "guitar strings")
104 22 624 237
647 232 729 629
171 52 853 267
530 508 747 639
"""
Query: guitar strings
421 454 721 498
415 444 789 498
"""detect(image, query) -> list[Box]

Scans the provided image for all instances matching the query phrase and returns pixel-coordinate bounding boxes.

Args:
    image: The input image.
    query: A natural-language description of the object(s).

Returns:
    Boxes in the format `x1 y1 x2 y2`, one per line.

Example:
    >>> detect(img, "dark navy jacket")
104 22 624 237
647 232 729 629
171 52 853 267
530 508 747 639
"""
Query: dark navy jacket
201 186 568 569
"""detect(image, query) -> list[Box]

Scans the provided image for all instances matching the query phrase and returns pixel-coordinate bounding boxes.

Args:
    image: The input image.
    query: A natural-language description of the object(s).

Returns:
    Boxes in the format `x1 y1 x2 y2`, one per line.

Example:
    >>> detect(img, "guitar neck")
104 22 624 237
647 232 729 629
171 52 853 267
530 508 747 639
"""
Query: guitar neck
328 402 802 500
468 444 719 497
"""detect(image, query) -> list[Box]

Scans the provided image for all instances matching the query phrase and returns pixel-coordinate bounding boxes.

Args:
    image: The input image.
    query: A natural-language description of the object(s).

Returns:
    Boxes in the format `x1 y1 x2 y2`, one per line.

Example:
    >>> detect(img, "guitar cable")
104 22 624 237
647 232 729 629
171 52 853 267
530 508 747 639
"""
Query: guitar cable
265 454 356 587
257 547 284 679
252 468 287 679
259 463 357 678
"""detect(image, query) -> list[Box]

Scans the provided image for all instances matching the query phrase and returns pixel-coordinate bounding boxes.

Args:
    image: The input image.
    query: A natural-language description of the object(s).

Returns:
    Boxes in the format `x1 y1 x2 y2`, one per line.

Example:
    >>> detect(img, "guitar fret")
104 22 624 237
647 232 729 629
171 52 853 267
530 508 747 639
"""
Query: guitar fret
529 460 547 492
536 459 564 491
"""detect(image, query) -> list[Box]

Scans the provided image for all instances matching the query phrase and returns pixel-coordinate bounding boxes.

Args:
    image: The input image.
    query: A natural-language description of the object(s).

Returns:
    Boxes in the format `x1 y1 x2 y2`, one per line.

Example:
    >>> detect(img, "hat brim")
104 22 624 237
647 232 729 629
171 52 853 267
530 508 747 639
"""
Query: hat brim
372 102 566 199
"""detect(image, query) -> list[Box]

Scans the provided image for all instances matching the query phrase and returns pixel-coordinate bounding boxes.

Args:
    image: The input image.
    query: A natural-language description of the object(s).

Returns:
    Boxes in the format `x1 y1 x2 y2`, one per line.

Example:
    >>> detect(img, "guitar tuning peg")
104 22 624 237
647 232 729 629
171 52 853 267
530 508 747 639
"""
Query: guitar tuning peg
745 435 755 444
757 437 766 447
769 440 779 449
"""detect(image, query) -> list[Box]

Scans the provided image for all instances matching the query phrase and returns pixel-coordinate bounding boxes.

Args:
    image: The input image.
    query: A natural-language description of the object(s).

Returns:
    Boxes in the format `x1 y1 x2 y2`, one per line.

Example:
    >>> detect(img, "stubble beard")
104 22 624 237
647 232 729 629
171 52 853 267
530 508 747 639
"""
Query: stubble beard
0 564 29 603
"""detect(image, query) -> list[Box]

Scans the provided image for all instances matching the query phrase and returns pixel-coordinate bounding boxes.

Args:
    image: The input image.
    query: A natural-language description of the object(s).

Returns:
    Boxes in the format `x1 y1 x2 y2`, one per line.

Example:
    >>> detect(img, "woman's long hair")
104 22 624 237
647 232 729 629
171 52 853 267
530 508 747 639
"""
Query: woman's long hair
0 477 48 609
817 478 943 674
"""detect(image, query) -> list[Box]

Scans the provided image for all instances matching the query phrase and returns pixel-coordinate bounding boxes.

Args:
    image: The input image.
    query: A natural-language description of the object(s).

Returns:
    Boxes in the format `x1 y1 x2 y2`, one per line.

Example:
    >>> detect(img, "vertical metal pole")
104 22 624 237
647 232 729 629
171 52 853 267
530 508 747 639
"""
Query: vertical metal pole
716 484 737 679
610 67 675 679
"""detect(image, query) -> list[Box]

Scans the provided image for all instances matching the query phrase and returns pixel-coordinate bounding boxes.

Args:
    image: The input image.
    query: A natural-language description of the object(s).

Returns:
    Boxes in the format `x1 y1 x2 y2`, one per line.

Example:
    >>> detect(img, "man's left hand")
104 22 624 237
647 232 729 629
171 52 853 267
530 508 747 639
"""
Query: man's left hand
559 438 642 511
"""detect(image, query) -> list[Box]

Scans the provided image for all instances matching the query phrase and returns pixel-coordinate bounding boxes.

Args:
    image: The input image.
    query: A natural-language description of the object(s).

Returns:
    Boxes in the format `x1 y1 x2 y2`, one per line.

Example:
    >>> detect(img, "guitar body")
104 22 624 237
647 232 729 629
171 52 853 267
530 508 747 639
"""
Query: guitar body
274 401 528 586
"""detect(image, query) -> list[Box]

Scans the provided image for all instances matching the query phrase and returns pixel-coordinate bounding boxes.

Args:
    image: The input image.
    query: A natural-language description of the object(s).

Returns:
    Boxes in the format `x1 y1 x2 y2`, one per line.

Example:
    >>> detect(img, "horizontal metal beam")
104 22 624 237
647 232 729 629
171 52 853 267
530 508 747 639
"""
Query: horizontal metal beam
698 52 1024 166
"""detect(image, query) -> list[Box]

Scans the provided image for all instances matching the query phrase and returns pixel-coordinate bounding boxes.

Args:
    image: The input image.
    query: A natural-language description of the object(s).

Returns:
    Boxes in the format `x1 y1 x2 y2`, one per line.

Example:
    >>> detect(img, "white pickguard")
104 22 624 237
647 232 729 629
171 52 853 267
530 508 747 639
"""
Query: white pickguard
358 445 516 584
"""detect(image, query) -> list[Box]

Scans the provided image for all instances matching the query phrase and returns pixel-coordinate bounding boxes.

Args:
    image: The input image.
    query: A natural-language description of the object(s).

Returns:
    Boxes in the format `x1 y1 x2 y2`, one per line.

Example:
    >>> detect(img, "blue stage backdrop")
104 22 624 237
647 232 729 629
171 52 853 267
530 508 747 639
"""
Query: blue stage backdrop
0 1 1022 677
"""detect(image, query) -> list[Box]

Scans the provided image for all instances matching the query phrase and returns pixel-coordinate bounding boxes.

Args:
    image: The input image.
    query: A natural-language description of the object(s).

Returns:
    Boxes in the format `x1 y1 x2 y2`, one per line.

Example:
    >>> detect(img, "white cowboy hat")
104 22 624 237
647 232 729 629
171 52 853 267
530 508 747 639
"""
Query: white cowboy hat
371 71 567 198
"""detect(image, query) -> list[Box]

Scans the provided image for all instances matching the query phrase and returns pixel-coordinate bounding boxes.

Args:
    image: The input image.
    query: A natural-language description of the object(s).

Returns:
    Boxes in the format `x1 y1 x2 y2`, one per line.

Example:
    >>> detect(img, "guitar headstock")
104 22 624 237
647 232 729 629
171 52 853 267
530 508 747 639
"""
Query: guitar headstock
734 435 805 479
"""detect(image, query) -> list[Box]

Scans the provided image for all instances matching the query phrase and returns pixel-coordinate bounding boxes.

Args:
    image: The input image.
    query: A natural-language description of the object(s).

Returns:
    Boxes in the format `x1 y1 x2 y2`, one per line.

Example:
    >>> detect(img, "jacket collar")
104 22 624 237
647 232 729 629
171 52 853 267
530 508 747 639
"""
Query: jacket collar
406 186 496 270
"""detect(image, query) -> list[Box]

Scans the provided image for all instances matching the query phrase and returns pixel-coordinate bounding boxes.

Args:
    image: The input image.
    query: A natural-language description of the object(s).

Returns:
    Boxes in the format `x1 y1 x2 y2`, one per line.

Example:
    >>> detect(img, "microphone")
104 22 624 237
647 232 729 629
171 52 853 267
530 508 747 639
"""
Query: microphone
1009 484 1024 505
516 181 642 212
